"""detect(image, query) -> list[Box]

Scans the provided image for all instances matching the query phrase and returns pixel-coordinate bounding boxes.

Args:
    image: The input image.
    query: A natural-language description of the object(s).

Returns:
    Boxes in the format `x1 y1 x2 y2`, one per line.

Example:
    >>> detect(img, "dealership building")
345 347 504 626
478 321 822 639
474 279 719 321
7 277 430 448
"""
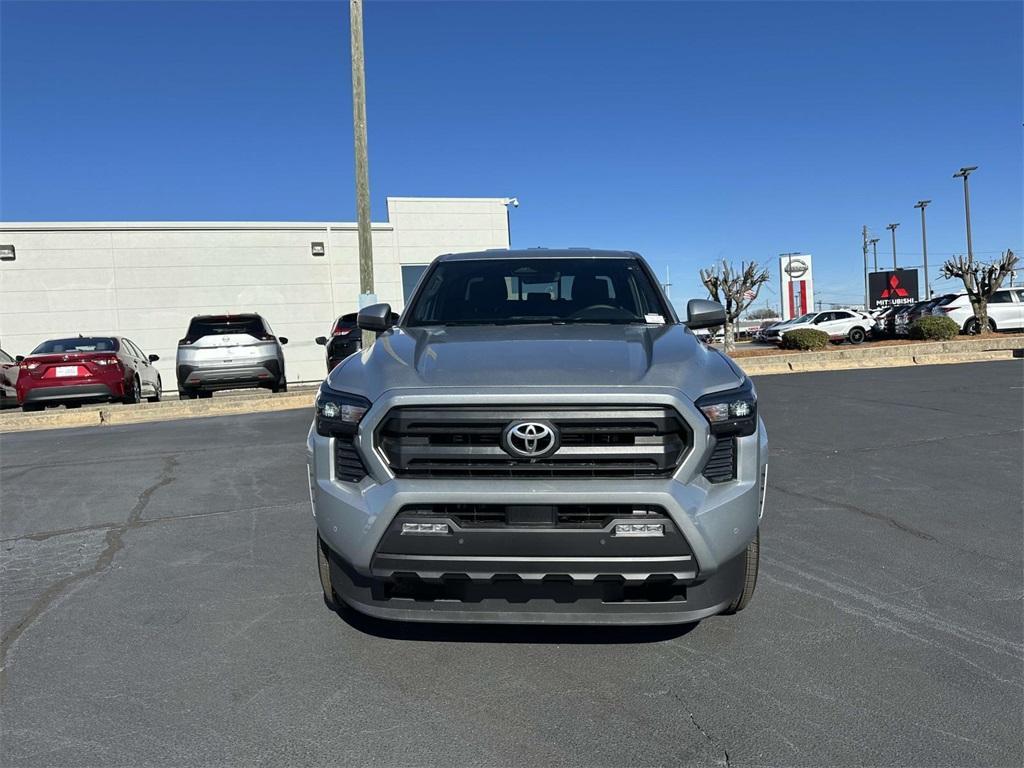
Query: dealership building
0 196 511 388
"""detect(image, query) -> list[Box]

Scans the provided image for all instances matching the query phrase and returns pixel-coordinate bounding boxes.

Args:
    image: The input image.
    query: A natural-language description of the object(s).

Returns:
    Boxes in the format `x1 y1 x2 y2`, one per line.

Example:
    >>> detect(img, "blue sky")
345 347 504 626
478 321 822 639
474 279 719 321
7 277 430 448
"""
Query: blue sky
1 0 1021 305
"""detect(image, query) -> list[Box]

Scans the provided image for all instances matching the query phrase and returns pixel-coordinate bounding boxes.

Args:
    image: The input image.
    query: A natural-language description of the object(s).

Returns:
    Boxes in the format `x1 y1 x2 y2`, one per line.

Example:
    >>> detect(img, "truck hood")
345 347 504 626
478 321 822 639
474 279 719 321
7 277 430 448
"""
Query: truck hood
326 324 745 402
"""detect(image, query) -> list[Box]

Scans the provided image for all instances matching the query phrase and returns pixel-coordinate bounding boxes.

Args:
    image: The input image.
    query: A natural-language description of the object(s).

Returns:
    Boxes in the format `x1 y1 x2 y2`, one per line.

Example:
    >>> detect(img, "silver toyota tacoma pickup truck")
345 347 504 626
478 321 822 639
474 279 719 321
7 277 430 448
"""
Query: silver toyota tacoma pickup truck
307 249 768 625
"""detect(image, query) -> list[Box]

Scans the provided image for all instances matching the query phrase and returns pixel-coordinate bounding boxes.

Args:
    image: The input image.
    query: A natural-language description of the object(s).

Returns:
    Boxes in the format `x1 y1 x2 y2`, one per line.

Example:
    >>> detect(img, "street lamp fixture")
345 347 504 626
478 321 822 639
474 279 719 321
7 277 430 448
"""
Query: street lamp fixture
869 238 880 272
886 223 899 271
953 166 977 262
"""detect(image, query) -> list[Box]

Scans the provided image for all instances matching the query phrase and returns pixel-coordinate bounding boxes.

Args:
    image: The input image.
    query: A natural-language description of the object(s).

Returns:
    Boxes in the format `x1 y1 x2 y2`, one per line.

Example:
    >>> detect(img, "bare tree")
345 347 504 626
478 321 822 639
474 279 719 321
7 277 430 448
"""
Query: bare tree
699 260 771 352
939 249 1018 334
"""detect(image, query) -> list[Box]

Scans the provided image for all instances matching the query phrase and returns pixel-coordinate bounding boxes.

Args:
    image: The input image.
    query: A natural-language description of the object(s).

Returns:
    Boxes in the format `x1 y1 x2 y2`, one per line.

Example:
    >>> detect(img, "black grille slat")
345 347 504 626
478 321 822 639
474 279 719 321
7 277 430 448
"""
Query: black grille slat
334 437 368 483
377 406 690 479
702 438 736 483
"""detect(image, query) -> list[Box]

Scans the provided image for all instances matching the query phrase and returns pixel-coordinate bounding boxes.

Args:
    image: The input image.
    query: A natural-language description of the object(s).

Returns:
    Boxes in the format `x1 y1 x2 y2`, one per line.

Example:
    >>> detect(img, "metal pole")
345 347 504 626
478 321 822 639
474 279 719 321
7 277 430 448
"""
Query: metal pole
953 166 977 264
915 200 931 297
870 238 879 273
887 223 899 271
862 225 869 309
350 0 375 349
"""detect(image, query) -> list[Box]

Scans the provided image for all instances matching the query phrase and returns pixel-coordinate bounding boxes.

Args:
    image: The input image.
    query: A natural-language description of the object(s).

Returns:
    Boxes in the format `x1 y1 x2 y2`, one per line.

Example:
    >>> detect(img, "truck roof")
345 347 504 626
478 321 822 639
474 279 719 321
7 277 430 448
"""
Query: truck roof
436 248 641 262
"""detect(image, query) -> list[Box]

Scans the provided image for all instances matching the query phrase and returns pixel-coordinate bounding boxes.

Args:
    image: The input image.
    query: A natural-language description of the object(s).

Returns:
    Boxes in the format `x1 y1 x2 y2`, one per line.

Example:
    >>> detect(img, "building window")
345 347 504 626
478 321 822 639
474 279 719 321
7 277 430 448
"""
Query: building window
402 265 429 304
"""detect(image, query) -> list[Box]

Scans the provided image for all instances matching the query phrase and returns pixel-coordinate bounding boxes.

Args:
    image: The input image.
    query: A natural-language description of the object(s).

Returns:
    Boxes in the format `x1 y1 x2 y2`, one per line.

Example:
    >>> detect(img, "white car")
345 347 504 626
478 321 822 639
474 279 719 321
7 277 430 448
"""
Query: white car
936 287 1024 334
771 309 874 345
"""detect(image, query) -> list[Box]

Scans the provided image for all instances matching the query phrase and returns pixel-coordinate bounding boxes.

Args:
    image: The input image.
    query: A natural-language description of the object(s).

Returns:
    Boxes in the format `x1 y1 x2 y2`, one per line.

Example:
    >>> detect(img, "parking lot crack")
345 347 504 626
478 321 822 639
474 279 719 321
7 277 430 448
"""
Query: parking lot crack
687 711 731 767
0 456 178 687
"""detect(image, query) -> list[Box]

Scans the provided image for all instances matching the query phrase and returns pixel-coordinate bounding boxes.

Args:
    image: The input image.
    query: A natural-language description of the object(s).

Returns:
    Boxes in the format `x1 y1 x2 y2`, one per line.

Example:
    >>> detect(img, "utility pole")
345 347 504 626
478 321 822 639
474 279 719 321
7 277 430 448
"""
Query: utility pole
914 200 931 297
862 225 869 310
870 238 879 273
663 266 672 301
953 166 977 263
350 0 375 349
886 223 899 271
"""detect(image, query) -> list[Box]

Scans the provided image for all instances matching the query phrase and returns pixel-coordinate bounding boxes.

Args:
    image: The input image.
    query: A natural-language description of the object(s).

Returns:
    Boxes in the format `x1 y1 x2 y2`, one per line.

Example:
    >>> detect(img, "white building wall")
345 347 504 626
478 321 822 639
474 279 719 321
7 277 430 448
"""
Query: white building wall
0 197 509 387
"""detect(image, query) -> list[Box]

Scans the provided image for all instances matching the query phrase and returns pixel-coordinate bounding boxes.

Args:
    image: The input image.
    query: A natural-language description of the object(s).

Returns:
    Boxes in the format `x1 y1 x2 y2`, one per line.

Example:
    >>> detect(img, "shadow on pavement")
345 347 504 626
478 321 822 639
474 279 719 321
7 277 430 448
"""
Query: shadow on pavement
335 603 700 644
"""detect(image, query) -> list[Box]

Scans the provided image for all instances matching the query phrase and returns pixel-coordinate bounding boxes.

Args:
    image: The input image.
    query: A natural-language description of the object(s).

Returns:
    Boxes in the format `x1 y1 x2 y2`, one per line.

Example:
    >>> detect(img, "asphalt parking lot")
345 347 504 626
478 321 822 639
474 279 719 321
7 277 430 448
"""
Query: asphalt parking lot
1 361 1021 767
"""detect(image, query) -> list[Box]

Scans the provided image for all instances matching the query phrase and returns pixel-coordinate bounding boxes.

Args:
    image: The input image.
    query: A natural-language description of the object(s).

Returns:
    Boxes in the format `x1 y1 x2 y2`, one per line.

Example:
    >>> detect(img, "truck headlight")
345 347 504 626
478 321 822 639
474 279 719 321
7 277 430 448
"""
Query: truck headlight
315 386 371 437
695 379 757 437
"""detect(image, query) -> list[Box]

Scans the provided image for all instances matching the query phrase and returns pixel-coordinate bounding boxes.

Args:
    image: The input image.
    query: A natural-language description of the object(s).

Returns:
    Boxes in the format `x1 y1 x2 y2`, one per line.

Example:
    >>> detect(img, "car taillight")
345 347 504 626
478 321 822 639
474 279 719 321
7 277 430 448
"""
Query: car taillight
20 362 39 371
94 357 121 366
261 334 277 341
178 338 192 345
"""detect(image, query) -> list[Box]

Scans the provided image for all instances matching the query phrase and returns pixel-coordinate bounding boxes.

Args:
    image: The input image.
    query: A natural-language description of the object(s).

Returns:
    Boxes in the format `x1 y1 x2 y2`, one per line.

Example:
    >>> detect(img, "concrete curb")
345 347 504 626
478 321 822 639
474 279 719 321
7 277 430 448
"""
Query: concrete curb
0 390 315 434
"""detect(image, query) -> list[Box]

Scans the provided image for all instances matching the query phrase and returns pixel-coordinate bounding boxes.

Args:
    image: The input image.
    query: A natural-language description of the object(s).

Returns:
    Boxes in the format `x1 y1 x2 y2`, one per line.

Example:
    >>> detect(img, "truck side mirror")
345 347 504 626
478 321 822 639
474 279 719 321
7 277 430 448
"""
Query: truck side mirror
685 299 726 330
315 336 328 346
357 303 393 333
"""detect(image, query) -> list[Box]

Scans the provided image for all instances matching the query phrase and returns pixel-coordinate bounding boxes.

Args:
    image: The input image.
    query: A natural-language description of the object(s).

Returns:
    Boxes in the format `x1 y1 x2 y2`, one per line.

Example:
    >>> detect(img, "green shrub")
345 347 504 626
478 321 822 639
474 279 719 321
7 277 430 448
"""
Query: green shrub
780 328 830 351
909 315 959 341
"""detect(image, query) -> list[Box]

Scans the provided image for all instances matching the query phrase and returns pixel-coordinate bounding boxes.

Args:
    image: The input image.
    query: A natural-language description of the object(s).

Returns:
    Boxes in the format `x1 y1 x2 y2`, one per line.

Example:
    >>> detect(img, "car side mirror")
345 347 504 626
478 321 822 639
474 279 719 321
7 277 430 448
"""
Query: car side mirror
15 355 25 362
357 303 393 333
685 299 726 330
148 354 160 362
278 337 289 345
315 336 327 346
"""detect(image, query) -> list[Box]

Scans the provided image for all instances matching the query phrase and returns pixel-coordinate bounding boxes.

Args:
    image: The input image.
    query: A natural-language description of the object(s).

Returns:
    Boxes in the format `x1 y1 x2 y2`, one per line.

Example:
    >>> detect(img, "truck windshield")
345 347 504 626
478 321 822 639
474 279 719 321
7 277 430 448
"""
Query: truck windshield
404 258 670 327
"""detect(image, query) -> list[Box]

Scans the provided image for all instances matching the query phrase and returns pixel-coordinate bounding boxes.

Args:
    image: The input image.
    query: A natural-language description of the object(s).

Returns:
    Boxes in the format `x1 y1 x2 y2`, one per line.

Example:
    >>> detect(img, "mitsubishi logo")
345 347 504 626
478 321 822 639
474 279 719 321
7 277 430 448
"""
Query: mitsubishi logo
880 274 910 299
502 421 559 459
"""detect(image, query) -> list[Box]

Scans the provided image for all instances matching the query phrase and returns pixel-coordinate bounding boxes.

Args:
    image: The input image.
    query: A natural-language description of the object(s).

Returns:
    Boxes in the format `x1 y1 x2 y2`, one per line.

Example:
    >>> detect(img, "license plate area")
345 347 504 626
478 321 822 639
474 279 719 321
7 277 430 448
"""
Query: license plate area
55 365 81 377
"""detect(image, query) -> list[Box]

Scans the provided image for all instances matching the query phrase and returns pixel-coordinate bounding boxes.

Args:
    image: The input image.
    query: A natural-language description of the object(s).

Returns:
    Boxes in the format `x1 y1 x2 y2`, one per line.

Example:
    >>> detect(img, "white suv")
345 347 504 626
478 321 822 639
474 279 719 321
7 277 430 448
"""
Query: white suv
937 288 1024 334
775 309 873 345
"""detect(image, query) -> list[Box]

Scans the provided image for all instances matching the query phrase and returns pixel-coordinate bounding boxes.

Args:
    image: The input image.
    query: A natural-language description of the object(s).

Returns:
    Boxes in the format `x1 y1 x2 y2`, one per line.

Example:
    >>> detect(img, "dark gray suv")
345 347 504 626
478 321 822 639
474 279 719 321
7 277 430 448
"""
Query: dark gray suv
308 249 768 625
176 314 288 398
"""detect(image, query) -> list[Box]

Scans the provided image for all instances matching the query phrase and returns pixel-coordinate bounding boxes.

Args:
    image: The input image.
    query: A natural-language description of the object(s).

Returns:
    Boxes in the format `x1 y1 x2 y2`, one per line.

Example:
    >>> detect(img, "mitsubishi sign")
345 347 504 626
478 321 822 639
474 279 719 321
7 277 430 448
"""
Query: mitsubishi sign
869 269 919 309
779 254 814 320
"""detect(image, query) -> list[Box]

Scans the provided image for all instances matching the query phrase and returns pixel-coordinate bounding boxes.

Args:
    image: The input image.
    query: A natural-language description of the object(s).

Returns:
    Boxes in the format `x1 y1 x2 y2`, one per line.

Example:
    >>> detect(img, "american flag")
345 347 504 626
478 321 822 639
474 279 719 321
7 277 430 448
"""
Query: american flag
743 289 757 301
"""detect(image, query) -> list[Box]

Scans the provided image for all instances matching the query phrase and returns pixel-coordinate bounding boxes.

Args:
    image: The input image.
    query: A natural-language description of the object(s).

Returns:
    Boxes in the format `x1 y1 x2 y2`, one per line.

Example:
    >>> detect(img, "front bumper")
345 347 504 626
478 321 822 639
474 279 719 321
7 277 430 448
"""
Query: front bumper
308 388 768 624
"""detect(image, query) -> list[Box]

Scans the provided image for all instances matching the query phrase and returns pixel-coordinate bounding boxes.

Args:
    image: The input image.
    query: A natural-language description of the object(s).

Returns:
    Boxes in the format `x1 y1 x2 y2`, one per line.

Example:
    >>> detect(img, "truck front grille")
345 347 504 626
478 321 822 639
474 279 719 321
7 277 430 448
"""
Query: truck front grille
377 406 690 478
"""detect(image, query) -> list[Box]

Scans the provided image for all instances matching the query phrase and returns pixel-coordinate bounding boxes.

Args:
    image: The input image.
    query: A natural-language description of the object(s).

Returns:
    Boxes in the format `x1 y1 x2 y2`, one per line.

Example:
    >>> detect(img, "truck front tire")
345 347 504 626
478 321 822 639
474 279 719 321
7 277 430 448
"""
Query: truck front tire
722 529 759 614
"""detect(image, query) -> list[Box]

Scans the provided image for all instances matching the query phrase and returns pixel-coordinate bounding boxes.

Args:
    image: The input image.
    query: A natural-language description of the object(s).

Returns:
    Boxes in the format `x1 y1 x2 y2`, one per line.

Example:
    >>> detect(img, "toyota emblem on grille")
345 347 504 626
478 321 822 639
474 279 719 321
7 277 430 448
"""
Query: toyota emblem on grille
502 421 559 459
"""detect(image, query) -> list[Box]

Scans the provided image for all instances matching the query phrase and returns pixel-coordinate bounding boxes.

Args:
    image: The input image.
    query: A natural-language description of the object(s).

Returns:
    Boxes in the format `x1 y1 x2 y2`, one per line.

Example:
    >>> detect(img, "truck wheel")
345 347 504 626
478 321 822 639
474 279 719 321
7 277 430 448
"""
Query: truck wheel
848 327 866 344
317 535 340 612
722 529 759 614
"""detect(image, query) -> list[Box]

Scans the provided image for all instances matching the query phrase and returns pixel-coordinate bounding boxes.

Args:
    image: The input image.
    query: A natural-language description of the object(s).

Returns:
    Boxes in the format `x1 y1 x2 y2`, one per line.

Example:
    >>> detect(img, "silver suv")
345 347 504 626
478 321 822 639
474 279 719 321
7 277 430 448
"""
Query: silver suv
176 314 288 399
308 249 768 625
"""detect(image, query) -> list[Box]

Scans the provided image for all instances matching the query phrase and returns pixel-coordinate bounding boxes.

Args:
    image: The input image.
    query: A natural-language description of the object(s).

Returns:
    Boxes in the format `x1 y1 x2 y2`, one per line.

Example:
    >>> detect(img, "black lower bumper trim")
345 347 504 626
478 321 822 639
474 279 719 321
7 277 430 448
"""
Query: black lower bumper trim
325 544 747 625
22 384 114 403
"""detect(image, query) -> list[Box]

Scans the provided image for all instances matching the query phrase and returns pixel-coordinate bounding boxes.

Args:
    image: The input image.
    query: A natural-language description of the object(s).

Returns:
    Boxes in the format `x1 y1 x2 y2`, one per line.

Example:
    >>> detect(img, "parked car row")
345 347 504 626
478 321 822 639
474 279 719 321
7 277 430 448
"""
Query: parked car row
759 309 875 345
3 312 290 412
872 287 1024 337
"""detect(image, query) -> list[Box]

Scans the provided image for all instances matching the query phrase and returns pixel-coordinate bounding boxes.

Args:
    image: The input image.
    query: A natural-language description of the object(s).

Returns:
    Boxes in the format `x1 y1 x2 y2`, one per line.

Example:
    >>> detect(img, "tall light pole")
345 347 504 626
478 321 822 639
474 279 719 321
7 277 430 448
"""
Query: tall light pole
953 166 977 263
870 238 880 272
861 225 869 309
914 200 931 297
350 0 376 349
886 223 899 271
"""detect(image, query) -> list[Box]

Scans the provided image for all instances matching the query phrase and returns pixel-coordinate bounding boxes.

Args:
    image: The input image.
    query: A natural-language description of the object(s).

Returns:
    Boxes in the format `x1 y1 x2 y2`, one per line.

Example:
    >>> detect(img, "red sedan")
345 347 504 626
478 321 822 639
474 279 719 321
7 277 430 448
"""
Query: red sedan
16 336 162 412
